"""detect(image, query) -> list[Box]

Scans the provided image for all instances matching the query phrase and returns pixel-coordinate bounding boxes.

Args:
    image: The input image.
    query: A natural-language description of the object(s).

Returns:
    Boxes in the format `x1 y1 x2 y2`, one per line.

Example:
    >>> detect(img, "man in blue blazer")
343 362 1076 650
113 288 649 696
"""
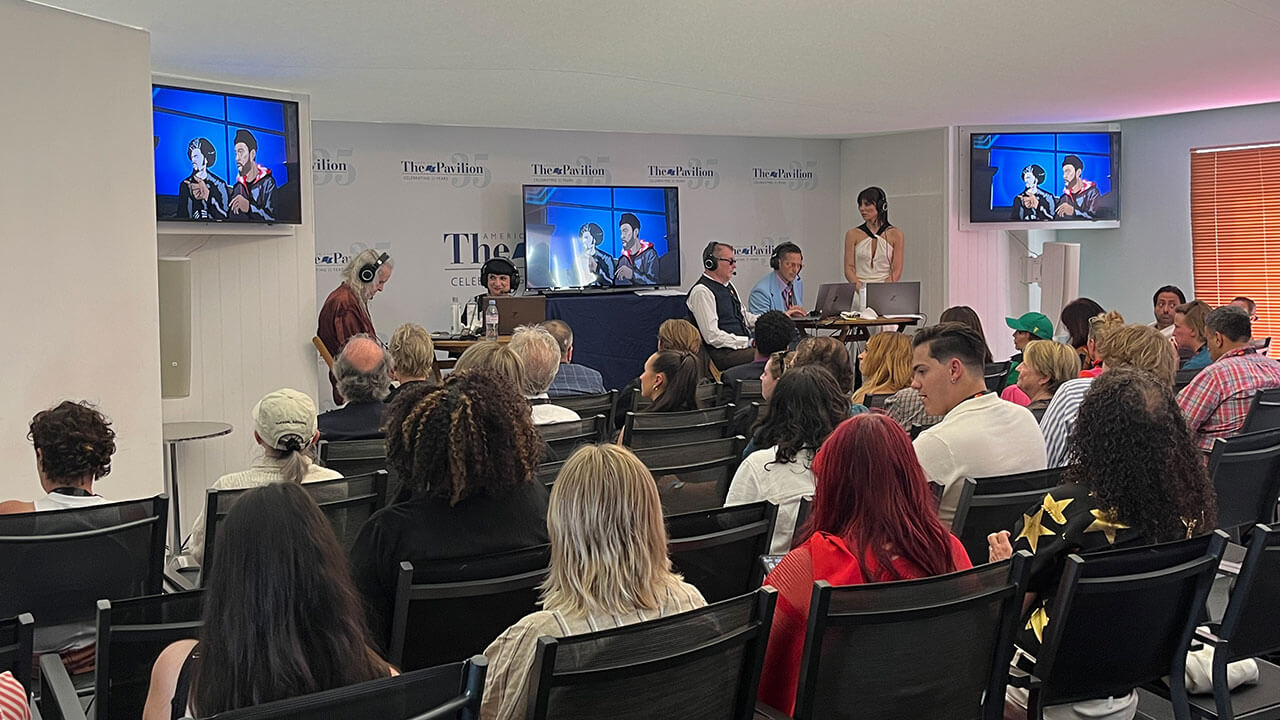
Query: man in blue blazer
749 242 808 318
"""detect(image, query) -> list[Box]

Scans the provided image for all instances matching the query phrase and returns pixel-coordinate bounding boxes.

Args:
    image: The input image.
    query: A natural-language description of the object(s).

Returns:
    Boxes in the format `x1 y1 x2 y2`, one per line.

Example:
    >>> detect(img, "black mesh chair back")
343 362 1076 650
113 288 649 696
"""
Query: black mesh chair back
318 438 388 478
665 501 778 603
0 496 167 628
389 545 551 671
864 393 893 410
203 471 388 575
950 467 1067 565
526 588 776 720
1240 387 1280 434
983 362 1010 392
1206 428 1280 533
631 435 746 514
622 404 735 449
790 496 814 547
1028 531 1228 717
0 613 33 695
538 414 608 460
792 554 1031 720
207 656 487 720
632 383 724 412
732 379 764 406
93 590 203 720
1174 366 1205 394
540 390 617 429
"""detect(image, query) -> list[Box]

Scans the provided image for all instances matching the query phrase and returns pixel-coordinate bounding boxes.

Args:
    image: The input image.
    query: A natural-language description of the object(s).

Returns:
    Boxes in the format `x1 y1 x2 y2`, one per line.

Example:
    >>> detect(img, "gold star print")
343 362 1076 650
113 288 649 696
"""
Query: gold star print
1026 606 1050 643
1085 509 1129 544
1017 508 1056 553
1040 493 1074 525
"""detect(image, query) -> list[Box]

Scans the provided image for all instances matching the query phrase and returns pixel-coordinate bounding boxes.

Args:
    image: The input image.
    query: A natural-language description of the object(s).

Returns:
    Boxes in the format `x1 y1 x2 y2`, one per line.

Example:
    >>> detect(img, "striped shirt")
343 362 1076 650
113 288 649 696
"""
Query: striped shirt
1177 347 1280 452
480 581 706 720
1039 377 1094 468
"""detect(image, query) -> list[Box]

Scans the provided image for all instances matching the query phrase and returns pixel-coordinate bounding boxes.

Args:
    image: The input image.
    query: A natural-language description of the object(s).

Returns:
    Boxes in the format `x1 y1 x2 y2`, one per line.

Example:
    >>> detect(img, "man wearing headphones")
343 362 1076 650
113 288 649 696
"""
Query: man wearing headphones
687 242 757 370
612 213 660 285
748 242 807 317
318 249 394 404
462 256 520 332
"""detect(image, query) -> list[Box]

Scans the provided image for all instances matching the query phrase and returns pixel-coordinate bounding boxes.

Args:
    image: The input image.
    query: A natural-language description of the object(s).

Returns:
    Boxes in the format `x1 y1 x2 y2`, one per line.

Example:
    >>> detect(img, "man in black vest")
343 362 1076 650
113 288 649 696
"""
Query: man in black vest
686 242 757 370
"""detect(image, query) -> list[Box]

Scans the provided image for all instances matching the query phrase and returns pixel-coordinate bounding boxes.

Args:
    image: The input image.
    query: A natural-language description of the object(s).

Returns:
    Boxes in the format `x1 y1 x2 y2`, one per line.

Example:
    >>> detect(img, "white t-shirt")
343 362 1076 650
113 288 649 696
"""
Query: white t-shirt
913 392 1047 527
724 447 816 554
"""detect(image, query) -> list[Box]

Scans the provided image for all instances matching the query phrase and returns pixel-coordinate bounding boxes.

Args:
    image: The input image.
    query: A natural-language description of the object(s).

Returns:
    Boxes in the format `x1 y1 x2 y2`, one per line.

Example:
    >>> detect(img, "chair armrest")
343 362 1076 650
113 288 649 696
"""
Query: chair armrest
754 701 791 719
37 654 86 720
1195 626 1226 648
164 565 198 592
1007 664 1042 690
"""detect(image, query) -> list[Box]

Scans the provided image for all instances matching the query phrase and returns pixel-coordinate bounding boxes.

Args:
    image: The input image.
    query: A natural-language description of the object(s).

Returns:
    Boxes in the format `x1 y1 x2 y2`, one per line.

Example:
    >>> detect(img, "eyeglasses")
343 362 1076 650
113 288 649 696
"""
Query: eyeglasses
714 257 737 266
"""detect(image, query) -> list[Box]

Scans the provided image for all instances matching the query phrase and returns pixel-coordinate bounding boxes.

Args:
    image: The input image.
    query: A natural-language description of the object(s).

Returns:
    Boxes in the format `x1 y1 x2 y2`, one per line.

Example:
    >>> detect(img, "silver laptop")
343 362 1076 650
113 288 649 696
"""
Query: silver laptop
811 283 859 319
864 282 922 317
493 296 547 335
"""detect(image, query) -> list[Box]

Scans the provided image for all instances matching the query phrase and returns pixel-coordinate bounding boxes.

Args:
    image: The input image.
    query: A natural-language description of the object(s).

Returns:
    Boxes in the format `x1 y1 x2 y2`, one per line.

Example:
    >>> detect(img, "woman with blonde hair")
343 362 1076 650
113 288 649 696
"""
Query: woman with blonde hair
387 323 441 403
481 444 706 720
1016 340 1083 421
1079 310 1126 377
454 341 525 390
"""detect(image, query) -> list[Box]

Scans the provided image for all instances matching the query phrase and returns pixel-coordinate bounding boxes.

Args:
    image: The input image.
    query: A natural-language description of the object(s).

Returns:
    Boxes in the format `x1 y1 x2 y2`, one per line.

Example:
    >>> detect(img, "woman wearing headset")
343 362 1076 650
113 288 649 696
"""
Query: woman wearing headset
843 186 904 290
317 249 393 404
461 256 520 333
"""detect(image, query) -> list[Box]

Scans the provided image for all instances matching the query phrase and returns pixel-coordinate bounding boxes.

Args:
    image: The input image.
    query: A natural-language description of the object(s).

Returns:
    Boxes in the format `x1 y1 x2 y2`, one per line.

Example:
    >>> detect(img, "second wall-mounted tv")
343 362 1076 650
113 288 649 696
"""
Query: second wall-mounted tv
522 185 681 291
153 83 303 224
967 128 1120 228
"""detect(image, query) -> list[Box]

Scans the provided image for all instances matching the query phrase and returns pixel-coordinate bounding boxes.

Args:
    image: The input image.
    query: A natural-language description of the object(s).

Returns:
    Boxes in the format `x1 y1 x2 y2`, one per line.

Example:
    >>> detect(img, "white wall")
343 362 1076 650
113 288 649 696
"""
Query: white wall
1060 102 1280 323
0 0 163 501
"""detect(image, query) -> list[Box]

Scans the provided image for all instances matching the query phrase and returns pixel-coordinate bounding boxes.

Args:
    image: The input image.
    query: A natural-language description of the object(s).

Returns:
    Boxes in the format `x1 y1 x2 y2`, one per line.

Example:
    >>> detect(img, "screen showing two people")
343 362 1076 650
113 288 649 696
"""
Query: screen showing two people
153 85 302 224
523 185 681 291
970 132 1120 223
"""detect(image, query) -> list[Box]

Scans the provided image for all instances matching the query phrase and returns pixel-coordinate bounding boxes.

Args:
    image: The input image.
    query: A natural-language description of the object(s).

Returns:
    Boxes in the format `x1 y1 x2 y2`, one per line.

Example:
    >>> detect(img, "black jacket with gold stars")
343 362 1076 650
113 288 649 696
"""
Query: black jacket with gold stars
1009 482 1145 655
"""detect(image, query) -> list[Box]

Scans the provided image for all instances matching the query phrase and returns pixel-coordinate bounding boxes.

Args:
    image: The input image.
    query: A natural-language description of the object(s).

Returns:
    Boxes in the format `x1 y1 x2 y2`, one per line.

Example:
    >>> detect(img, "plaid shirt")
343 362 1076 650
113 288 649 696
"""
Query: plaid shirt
1177 347 1280 451
545 362 606 397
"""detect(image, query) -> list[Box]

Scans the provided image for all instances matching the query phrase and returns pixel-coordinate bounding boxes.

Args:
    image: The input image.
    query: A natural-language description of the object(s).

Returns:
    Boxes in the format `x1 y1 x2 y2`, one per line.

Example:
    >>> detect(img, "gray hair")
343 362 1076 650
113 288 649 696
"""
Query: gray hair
341 249 395 302
1205 305 1252 343
333 334 393 402
509 324 562 396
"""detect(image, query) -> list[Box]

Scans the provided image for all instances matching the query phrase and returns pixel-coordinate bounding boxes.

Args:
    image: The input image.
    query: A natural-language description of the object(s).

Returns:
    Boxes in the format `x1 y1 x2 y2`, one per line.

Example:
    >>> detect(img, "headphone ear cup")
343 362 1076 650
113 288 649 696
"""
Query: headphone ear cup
359 264 375 283
769 250 779 270
510 267 520 291
704 256 716 271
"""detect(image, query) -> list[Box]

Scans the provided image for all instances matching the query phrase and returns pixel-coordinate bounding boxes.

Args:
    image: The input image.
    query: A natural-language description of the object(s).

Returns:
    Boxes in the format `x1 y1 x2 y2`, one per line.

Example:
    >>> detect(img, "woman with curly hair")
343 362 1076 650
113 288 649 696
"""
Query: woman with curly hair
758 413 970 714
725 365 848 553
989 368 1215 720
143 483 394 720
349 369 550 648
481 444 706 720
1 400 116 514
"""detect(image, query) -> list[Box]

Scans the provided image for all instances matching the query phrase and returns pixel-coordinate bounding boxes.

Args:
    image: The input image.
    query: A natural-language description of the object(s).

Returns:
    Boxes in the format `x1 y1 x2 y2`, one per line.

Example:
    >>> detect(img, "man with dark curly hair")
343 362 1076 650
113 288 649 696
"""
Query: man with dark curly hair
1 400 115 514
348 369 550 650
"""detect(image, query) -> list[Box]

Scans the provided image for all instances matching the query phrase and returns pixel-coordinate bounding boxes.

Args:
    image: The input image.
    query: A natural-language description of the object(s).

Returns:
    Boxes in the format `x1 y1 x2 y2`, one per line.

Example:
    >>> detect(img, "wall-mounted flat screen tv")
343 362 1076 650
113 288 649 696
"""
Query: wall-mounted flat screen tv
522 185 681 291
968 130 1120 227
153 84 302 224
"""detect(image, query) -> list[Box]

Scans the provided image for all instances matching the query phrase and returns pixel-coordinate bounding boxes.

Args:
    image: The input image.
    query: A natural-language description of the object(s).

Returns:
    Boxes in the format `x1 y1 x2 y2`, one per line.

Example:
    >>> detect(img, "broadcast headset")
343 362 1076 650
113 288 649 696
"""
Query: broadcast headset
480 256 521 291
769 242 802 270
702 242 723 271
358 252 390 284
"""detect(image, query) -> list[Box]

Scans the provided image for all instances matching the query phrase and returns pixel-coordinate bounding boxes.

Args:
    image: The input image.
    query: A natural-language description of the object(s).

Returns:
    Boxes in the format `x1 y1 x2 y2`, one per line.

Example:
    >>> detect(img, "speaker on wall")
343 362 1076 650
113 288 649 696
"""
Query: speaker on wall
158 257 192 398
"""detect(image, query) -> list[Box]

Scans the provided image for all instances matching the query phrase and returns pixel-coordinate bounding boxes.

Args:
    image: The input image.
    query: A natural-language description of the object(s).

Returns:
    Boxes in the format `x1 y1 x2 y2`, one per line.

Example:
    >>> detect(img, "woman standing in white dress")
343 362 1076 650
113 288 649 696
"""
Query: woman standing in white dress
843 186 904 291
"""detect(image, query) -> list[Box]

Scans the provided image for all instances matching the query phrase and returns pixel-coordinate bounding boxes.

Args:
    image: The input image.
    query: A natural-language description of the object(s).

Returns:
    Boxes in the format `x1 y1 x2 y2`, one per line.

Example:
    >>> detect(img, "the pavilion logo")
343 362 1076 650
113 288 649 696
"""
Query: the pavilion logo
401 153 491 188
751 161 819 190
313 148 355 186
315 242 393 272
647 158 720 189
530 156 612 184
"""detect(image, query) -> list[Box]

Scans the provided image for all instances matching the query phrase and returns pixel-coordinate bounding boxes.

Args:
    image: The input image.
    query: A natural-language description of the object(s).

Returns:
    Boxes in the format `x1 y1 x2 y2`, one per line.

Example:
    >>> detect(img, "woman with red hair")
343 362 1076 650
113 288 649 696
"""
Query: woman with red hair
756 413 971 715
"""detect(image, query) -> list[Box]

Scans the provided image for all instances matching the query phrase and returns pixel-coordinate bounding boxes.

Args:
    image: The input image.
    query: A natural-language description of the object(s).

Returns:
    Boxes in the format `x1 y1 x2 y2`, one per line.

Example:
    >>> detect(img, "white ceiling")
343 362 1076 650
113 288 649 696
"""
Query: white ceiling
42 0 1280 137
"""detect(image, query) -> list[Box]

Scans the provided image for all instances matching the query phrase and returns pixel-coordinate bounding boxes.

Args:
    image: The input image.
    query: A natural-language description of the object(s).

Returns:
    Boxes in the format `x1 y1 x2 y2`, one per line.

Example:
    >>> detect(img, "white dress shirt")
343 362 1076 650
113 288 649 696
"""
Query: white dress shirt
686 274 758 350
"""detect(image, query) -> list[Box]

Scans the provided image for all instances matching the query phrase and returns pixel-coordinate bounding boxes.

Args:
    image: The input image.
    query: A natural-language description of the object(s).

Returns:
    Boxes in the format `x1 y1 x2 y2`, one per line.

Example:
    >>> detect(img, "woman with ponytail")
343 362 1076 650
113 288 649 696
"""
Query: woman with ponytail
187 388 340 565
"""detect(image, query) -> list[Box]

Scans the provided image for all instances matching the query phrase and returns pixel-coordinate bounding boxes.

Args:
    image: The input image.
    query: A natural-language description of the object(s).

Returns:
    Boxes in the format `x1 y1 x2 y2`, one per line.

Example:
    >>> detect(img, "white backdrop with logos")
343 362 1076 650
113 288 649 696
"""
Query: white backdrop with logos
312 122 843 387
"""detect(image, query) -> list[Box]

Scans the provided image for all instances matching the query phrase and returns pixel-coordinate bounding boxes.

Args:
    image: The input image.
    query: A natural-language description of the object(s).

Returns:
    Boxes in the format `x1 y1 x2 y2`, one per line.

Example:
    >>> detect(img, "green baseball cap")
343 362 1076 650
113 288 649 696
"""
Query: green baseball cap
1005 312 1053 340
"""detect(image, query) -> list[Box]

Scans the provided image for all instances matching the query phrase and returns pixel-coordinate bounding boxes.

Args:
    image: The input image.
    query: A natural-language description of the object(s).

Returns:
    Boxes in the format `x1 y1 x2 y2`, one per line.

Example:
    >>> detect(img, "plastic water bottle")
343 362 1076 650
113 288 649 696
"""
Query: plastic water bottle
465 298 478 334
485 300 499 341
449 297 461 335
